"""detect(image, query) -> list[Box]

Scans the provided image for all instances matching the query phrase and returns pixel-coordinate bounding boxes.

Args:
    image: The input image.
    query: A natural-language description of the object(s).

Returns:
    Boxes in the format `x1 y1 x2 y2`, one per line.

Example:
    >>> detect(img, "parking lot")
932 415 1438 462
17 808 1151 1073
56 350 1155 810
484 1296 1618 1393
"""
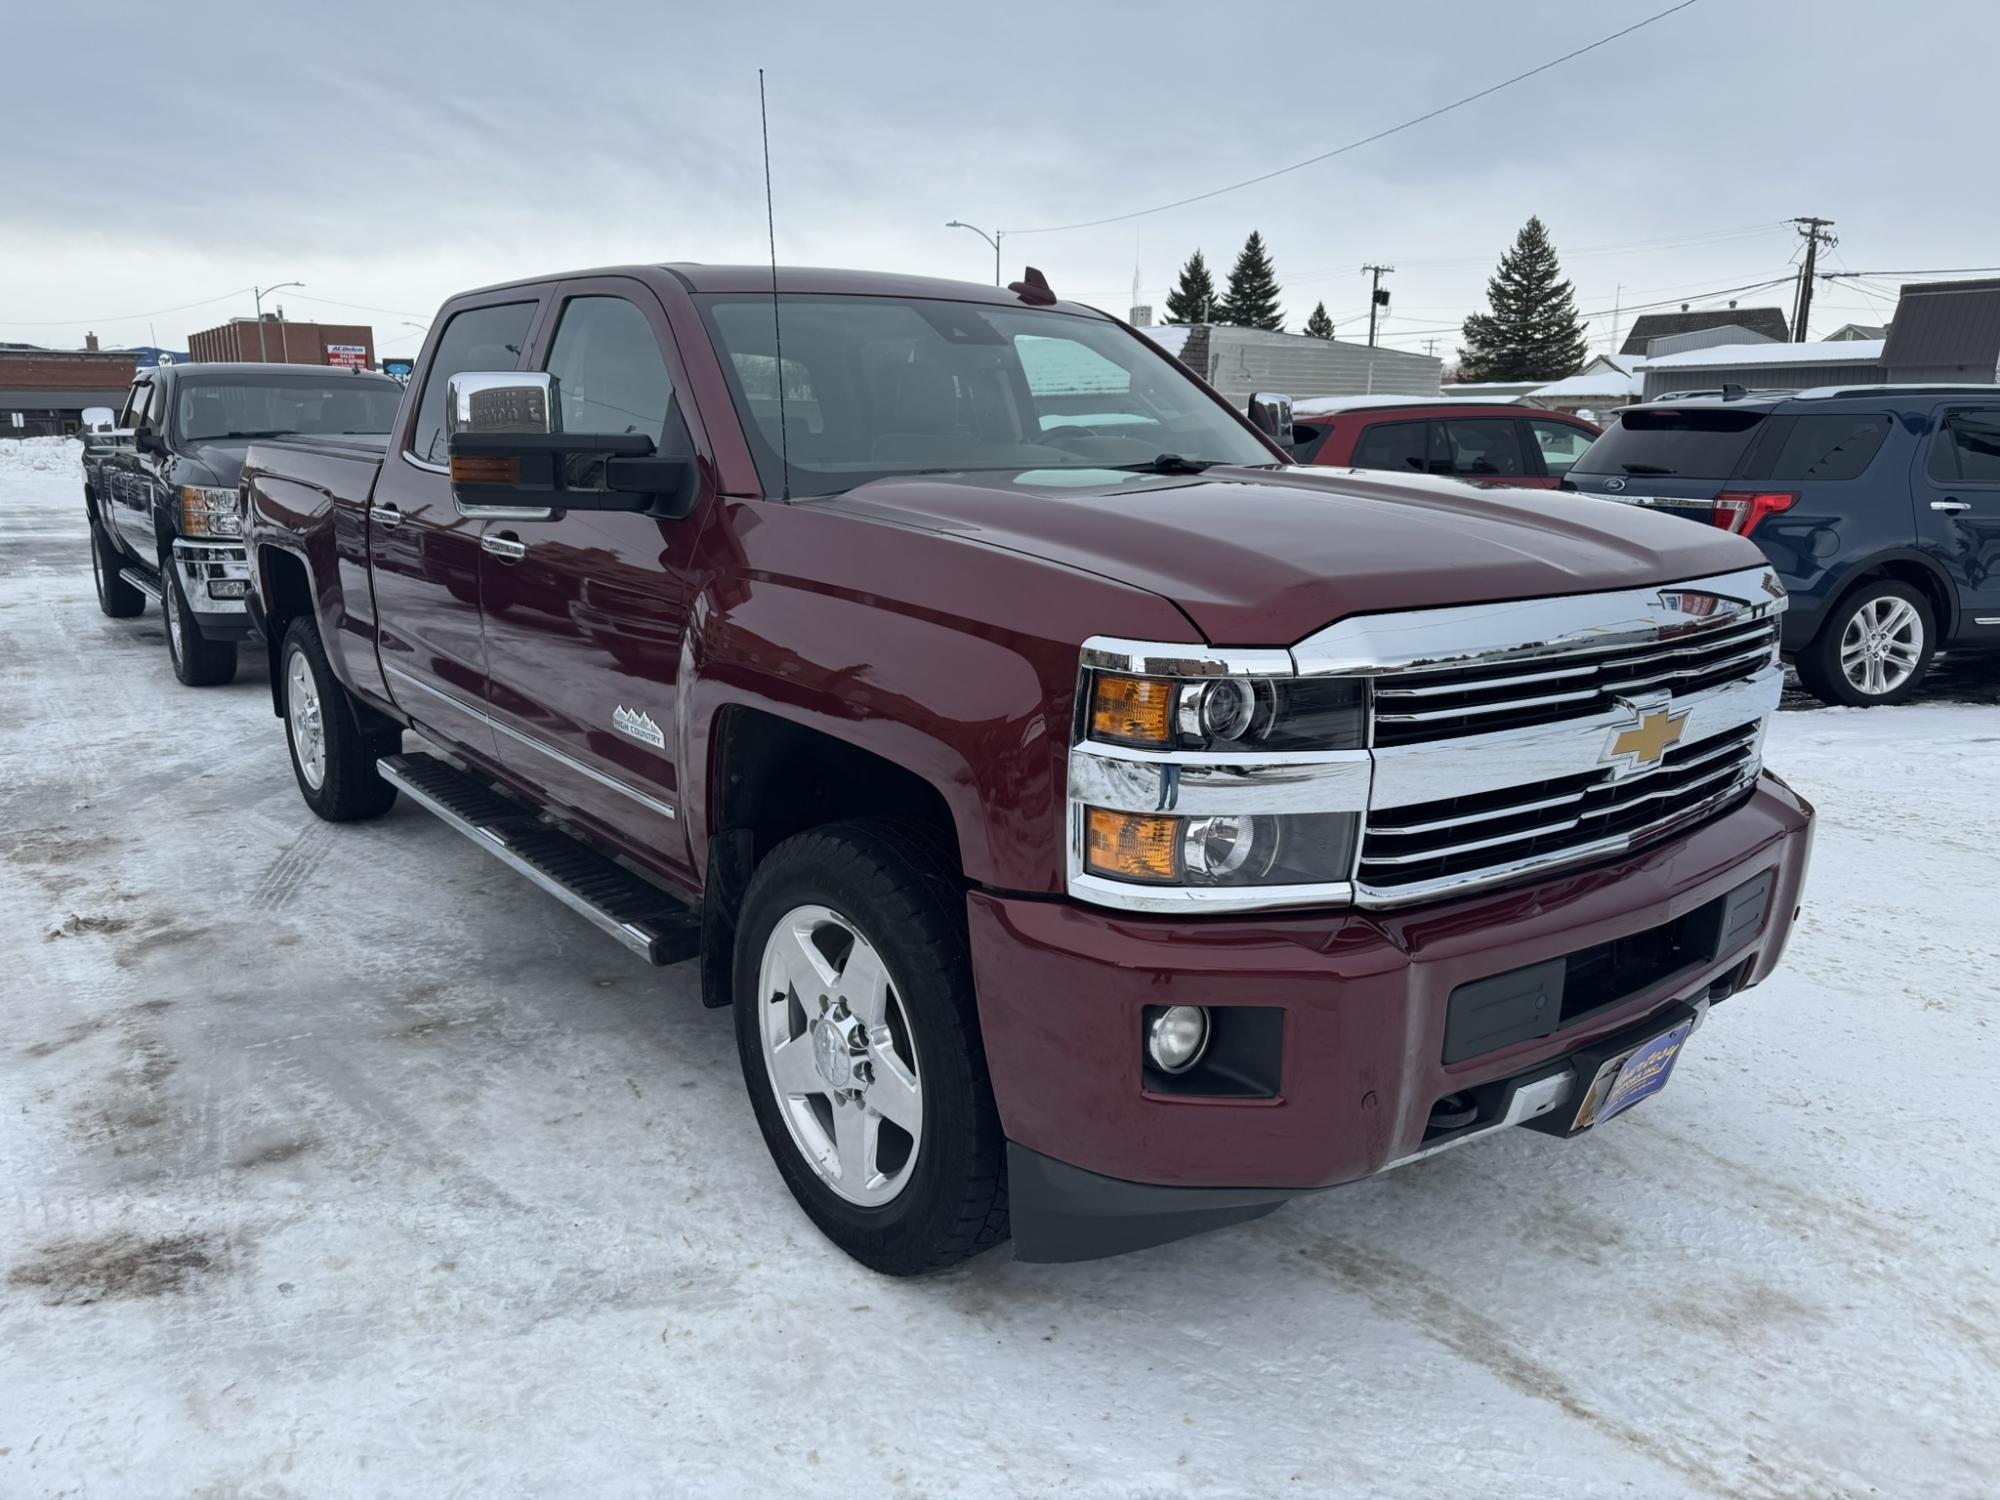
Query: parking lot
3 436 1997 1498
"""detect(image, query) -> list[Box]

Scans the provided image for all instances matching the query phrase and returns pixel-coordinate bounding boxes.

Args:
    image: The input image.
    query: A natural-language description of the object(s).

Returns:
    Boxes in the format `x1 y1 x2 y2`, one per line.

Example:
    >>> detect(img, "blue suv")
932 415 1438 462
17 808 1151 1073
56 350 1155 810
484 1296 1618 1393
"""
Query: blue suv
1567 387 2000 705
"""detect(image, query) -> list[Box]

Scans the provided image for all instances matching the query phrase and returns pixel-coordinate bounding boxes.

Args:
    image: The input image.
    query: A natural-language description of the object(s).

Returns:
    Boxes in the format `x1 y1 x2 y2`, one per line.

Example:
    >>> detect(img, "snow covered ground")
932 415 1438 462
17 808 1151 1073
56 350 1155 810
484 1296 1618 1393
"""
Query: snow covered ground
3 436 1997 1498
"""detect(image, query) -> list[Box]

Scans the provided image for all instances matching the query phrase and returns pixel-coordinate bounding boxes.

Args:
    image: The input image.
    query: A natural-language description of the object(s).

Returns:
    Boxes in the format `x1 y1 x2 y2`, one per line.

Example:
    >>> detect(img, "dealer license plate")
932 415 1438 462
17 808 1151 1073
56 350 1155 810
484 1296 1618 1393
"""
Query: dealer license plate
1570 1020 1693 1133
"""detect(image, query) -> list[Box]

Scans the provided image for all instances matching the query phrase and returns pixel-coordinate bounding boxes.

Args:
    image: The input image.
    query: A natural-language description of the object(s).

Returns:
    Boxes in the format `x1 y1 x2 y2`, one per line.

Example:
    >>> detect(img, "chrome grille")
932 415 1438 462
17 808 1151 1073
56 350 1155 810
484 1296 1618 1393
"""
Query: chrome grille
1372 614 1779 746
1360 722 1761 894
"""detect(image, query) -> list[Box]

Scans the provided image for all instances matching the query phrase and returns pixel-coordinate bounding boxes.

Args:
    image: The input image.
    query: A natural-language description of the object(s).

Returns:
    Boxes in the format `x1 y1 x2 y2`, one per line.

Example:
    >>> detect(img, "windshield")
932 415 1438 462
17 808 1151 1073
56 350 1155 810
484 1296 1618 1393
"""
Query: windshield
695 293 1277 497
174 377 405 443
1571 407 1768 481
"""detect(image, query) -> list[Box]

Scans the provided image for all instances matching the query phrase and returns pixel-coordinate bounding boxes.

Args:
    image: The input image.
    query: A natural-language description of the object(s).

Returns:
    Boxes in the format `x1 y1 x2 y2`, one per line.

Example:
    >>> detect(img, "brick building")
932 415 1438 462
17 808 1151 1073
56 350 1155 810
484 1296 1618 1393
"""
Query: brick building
0 335 139 437
188 316 376 368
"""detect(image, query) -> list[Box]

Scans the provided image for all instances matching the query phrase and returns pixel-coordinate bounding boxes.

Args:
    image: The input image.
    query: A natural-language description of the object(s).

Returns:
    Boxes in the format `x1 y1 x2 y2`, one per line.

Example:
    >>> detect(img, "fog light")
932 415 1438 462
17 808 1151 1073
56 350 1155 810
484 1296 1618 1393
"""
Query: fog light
1147 1005 1210 1074
207 579 249 599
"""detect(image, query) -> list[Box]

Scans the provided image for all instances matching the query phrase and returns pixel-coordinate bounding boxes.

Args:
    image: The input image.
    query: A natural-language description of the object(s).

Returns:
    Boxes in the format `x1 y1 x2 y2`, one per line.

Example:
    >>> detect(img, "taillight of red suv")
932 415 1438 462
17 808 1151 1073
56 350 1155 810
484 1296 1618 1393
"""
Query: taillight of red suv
1711 491 1797 537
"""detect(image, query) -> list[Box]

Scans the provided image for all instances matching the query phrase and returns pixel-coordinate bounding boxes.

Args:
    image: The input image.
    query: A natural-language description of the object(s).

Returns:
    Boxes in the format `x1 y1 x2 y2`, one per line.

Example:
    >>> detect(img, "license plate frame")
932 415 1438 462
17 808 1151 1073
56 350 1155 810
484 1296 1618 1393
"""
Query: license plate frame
1568 1018 1694 1133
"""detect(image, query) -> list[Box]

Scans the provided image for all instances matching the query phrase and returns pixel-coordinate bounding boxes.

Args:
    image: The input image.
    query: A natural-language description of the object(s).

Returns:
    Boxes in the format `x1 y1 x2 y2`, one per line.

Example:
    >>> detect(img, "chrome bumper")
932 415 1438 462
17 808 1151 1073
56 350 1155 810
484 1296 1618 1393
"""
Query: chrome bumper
170 539 250 615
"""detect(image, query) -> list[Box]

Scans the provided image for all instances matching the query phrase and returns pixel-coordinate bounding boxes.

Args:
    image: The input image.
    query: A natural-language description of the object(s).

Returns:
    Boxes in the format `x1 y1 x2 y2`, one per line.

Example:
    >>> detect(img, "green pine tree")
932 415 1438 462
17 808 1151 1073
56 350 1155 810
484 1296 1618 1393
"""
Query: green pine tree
1303 302 1335 339
1456 216 1589 381
1164 250 1220 324
1219 231 1284 331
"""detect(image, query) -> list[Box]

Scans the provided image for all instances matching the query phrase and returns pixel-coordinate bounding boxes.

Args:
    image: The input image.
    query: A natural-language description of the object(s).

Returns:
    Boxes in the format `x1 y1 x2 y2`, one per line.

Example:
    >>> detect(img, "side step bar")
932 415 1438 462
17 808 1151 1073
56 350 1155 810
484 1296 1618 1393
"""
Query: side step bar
123 568 163 604
377 752 701 966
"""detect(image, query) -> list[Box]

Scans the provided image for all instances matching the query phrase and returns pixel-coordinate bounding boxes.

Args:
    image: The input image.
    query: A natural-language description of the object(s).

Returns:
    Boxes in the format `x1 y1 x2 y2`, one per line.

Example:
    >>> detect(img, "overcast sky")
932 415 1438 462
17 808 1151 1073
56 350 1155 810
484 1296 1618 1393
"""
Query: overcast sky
4 0 1993 361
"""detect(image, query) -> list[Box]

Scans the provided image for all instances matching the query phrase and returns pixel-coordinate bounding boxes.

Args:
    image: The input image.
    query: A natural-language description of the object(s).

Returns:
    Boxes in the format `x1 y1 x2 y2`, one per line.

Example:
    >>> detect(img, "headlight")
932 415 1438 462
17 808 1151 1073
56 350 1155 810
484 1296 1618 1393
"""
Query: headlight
1088 672 1365 752
1085 808 1360 888
179 485 242 538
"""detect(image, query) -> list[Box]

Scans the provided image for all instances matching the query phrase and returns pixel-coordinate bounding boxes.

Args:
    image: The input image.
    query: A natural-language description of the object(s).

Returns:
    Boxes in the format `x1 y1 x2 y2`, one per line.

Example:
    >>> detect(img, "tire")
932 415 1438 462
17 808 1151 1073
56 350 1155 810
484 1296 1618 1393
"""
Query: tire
279 616 399 821
89 518 145 618
1794 580 1936 707
733 820 1008 1275
163 567 239 687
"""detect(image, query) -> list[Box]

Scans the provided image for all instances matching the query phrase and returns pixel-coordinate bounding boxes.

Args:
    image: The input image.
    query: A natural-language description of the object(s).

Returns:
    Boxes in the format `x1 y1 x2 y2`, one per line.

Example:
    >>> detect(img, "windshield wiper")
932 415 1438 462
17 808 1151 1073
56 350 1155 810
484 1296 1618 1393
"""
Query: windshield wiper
1113 454 1219 474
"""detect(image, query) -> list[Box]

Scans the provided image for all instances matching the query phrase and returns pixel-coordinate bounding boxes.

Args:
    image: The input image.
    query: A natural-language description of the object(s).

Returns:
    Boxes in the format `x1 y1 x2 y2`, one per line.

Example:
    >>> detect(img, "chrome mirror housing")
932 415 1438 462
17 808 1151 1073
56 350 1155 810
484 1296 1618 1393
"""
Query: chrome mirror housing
1247 391 1294 451
446 371 558 437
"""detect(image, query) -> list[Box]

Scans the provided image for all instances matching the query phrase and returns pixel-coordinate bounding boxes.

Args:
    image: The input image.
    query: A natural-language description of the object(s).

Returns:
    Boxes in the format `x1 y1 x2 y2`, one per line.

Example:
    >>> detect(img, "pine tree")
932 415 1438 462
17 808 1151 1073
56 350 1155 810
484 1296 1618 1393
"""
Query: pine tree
1219 231 1284 331
1303 302 1335 339
1456 216 1589 381
1164 250 1220 324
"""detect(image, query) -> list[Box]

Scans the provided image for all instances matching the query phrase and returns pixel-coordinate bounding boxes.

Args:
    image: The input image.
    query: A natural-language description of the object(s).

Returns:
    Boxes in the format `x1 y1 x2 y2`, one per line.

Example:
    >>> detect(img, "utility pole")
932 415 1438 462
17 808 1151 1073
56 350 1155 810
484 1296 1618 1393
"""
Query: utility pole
1609 283 1623 355
1362 264 1394 347
945 221 1002 286
1788 218 1836 341
252 281 304 361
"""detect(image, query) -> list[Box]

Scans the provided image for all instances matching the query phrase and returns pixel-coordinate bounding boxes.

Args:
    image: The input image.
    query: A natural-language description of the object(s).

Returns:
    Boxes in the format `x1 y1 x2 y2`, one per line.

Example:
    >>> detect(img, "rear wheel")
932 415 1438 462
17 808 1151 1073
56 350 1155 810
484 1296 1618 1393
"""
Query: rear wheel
164 568 238 686
89 519 145 618
1795 580 1935 707
733 821 1008 1275
280 616 399 821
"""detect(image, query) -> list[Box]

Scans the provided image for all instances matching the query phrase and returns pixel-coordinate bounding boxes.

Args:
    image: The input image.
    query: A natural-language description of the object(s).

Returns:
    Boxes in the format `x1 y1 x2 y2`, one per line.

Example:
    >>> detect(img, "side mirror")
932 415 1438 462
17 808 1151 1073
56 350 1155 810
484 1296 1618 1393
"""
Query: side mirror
135 428 167 456
1247 391 1294 451
444 371 694 518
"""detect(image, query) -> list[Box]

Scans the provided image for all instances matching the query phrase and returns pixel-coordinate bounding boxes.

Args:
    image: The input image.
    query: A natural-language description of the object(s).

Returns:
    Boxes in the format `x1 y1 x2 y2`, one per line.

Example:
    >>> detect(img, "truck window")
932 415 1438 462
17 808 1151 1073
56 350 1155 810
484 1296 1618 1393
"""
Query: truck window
1570 408 1767 480
543 296 689 451
1351 420 1431 473
408 301 537 465
695 292 1275 498
175 376 405 442
1928 408 2000 484
1764 414 1891 481
118 382 150 429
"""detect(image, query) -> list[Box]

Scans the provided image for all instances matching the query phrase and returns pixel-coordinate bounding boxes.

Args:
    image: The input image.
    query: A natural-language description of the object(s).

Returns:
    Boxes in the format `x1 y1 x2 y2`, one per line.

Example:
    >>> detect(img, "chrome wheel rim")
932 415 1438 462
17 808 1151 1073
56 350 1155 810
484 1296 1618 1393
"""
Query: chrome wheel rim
165 587 184 662
756 904 923 1207
1839 596 1922 697
286 651 327 790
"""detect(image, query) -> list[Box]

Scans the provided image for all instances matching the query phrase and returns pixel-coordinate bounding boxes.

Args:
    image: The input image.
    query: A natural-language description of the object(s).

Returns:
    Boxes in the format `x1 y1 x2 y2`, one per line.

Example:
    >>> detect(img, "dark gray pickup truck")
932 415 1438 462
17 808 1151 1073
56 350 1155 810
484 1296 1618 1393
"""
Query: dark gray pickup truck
84 362 404 684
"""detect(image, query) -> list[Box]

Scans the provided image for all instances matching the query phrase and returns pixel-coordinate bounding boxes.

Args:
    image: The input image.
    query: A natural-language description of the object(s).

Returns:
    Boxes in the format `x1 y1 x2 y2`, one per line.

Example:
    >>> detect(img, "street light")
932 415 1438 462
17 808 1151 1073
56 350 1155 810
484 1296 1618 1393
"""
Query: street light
945 221 1002 287
252 281 305 362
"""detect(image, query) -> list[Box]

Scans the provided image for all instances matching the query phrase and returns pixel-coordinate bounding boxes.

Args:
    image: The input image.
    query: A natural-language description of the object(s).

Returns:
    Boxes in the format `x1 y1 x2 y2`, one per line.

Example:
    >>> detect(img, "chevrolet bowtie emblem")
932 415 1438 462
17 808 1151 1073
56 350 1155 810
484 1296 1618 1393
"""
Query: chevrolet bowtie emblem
1604 696 1688 776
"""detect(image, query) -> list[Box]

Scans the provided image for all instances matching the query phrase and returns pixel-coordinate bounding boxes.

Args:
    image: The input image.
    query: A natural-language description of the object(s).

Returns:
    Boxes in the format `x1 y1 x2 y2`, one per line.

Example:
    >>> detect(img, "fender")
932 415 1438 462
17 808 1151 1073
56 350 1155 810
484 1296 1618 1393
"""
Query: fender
678 497 1197 895
1793 544 1961 642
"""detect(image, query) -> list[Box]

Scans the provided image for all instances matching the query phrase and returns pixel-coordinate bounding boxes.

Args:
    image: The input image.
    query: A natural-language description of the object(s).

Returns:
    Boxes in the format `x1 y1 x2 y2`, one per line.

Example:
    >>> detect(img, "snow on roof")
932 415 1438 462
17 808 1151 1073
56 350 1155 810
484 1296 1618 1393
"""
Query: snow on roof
1290 393 1453 416
1527 367 1645 399
1138 324 1191 357
1644 338 1886 370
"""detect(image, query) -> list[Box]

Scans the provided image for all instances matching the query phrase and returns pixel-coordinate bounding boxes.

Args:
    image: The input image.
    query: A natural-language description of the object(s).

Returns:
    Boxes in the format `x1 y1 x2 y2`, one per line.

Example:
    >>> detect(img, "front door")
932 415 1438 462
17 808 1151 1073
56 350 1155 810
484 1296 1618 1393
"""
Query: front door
1914 402 2000 634
478 279 705 884
369 295 543 764
106 377 161 558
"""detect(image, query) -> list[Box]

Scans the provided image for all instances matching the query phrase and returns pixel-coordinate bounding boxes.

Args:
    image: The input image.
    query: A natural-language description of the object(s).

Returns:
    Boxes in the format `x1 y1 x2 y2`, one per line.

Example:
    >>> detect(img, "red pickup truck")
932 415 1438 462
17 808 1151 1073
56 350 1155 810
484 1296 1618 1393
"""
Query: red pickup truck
242 264 1813 1273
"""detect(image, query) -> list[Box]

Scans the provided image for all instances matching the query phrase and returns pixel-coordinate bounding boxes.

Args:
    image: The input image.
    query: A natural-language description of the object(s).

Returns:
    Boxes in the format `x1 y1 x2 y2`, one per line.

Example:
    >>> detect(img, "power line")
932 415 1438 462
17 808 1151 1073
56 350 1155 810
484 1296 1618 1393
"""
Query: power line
0 286 255 328
1000 0 1702 235
285 291 432 319
1819 265 2000 278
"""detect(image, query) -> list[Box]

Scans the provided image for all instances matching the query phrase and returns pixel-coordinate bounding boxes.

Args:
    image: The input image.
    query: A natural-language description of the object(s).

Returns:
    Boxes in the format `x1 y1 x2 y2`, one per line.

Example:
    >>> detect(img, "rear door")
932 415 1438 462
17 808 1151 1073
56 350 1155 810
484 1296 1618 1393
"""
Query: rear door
369 294 545 765
1433 415 1537 486
477 277 707 881
1523 415 1596 487
1915 402 2000 632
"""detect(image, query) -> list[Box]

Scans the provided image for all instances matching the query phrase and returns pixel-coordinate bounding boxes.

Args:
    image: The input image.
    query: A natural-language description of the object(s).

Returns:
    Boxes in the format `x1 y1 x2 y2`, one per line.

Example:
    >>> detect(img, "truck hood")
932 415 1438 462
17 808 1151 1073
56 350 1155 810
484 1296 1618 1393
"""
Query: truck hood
171 441 253 487
813 465 1766 645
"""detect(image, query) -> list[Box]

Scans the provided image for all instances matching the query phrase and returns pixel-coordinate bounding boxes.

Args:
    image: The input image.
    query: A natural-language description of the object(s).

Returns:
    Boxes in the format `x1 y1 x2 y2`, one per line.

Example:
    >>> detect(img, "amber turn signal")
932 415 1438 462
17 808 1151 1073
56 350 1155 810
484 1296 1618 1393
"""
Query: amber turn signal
450 455 520 485
1086 809 1181 883
1090 674 1176 746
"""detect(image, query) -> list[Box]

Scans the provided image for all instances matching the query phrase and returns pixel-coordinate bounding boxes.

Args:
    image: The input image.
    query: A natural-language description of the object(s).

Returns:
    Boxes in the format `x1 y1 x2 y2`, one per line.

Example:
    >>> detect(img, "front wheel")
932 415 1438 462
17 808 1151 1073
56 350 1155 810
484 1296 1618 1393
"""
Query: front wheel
733 822 1008 1275
164 568 238 686
280 617 399 821
1794 581 1935 707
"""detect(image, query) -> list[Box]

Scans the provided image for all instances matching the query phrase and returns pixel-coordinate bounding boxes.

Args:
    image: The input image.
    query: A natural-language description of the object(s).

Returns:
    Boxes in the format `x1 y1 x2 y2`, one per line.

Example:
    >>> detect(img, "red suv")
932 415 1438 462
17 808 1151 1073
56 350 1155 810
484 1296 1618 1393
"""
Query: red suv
1290 399 1600 489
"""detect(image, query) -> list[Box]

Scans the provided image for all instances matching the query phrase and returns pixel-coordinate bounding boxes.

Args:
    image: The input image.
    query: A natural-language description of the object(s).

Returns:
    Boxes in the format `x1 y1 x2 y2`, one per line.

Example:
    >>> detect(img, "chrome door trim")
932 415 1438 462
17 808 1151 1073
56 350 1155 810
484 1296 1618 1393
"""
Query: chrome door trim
383 664 677 821
480 533 529 562
1930 500 1971 513
373 501 403 529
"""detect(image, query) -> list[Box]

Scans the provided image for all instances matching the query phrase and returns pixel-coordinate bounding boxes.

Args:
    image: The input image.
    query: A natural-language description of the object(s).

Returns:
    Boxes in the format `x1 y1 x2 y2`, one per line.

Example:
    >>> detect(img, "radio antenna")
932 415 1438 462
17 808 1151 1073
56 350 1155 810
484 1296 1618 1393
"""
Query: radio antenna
759 68 792 503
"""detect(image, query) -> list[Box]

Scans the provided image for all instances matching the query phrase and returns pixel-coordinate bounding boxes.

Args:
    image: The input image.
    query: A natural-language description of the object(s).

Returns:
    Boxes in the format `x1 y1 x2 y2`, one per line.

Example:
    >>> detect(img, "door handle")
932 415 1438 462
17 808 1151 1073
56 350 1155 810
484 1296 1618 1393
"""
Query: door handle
481 532 528 563
1931 499 1971 513
373 501 403 529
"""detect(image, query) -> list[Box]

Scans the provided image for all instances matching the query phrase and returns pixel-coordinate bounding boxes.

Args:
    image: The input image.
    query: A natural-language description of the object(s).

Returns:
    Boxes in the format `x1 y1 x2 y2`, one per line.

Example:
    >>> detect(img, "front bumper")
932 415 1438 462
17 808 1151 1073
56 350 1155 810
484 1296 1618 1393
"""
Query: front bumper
171 539 253 638
970 773 1814 1261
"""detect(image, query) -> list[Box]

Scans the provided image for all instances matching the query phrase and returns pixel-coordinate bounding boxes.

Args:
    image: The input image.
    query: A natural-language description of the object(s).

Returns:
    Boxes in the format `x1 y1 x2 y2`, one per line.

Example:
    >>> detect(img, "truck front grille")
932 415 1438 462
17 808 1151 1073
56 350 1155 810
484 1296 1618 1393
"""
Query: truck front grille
1360 723 1761 893
1371 614 1779 746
